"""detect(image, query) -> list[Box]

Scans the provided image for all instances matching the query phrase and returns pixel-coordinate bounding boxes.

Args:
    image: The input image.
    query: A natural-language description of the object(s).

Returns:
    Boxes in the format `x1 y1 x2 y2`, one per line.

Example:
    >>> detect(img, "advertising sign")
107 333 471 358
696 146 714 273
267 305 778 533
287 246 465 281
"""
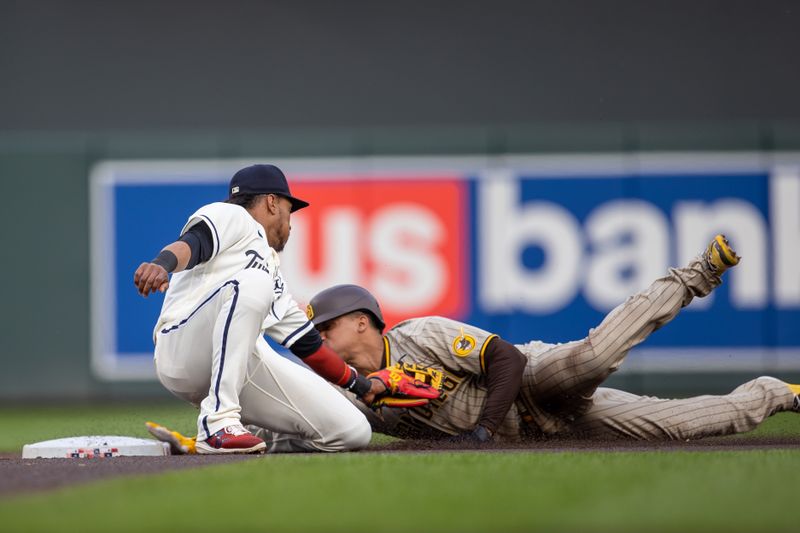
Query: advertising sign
90 154 800 380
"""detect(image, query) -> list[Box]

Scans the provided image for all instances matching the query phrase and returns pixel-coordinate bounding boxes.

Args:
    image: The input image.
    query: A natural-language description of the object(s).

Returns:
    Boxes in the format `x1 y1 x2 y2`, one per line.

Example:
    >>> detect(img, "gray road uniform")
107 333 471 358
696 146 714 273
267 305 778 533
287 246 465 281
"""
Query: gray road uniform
358 257 796 441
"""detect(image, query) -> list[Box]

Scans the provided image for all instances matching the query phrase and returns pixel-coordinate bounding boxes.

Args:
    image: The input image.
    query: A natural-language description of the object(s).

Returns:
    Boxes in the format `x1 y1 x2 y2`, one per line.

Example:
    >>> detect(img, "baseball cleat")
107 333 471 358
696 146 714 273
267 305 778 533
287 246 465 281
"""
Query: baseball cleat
145 421 197 455
788 383 800 412
703 234 740 274
195 424 266 454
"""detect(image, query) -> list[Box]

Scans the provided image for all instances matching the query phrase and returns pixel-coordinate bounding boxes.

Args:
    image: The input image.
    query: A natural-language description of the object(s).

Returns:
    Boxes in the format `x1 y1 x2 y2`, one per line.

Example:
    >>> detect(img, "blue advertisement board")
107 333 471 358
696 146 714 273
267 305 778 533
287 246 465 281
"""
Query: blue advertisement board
90 155 800 380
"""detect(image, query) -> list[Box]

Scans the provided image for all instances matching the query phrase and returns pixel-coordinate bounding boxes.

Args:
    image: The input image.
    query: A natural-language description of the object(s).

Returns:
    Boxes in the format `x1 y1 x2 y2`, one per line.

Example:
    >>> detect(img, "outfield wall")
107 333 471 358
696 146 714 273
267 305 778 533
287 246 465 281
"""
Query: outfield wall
4 1 800 399
2 124 800 400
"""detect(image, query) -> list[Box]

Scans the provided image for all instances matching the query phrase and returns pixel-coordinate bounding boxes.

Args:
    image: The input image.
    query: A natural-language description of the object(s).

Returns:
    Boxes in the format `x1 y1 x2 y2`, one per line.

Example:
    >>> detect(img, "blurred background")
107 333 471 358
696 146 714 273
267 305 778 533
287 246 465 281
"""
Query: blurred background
1 0 799 402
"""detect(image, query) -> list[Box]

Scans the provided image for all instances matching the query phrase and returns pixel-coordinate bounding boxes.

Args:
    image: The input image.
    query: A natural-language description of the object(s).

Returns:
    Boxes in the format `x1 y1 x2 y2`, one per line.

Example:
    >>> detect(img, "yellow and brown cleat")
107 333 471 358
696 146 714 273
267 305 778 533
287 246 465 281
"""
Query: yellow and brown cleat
146 421 197 455
788 384 800 412
704 234 741 274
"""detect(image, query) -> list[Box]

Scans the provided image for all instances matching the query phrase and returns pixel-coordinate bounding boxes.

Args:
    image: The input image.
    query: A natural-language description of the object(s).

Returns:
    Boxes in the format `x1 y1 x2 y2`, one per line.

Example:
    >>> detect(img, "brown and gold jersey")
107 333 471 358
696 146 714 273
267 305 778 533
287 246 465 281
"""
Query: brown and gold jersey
360 316 521 440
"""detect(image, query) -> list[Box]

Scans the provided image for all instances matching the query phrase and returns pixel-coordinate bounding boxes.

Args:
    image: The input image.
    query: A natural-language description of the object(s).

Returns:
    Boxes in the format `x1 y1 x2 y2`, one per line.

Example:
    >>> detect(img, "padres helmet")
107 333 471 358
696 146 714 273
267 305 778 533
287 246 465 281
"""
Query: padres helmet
307 284 386 330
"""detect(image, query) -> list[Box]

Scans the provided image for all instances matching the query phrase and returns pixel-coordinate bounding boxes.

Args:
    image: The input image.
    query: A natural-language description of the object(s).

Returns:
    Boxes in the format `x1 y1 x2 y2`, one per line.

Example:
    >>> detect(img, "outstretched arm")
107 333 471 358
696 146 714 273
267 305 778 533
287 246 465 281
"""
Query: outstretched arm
291 328 436 406
133 241 191 296
133 221 214 297
290 329 385 402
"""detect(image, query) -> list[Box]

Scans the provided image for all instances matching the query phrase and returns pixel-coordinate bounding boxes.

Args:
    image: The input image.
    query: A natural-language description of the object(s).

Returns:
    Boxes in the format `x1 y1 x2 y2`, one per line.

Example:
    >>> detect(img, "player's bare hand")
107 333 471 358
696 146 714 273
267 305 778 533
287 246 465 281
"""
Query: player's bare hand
134 262 169 297
360 378 388 405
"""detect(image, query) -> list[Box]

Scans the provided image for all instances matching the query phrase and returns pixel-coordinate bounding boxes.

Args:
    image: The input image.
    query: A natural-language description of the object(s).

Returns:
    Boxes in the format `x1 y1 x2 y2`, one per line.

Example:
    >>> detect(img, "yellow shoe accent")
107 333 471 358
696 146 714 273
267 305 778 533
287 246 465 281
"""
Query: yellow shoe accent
787 384 800 412
145 421 197 454
704 234 741 274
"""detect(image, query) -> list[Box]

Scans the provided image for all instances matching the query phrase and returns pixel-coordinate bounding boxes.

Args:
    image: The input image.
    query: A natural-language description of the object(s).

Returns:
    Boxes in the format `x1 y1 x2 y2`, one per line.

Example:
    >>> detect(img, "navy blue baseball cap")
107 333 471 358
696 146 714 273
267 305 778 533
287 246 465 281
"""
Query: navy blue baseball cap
228 164 310 212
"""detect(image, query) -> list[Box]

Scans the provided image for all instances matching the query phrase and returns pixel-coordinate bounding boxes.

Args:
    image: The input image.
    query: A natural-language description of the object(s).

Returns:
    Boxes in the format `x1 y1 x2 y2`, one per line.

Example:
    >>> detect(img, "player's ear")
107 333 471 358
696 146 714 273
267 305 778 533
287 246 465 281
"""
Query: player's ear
264 194 279 214
356 313 369 333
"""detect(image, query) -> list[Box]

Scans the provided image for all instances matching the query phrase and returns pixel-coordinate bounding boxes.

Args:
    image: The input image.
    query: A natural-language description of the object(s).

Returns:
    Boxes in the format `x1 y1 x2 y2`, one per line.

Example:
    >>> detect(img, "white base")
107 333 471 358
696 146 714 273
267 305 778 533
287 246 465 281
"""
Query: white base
22 436 171 459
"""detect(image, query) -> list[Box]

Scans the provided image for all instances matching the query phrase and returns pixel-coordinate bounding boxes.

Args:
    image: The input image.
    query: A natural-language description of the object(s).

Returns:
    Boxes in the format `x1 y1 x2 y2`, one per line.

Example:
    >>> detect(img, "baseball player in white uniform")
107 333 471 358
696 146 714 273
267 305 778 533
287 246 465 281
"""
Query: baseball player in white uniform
134 164 382 454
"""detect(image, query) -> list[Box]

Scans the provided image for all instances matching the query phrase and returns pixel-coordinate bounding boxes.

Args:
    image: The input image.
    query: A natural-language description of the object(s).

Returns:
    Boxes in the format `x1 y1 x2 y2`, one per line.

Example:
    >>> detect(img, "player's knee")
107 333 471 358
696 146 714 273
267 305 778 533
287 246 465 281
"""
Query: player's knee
340 417 372 451
321 416 372 452
582 336 621 378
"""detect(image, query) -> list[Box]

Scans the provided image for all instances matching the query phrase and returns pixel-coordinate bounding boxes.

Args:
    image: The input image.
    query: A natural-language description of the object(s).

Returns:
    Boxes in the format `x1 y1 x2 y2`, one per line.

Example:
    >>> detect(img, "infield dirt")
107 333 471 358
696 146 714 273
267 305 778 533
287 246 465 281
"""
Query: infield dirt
2 435 799 498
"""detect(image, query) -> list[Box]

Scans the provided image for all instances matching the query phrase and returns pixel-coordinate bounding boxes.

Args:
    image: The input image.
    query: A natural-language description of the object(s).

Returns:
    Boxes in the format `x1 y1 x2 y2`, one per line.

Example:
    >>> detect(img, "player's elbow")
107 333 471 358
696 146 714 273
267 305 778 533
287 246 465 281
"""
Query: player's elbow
513 348 527 374
491 337 528 376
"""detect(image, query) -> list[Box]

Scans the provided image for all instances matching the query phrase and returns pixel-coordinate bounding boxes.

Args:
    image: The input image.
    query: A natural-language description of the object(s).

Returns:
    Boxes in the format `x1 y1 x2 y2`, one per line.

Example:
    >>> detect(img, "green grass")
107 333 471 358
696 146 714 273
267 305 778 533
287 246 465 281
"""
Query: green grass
1 450 798 532
0 403 798 532
0 402 400 452
0 402 198 452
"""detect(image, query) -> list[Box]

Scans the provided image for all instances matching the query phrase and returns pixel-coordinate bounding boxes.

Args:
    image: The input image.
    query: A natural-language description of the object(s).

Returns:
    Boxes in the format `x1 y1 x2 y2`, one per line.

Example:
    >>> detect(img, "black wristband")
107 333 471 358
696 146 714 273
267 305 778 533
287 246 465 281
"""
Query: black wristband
151 250 178 273
347 374 373 398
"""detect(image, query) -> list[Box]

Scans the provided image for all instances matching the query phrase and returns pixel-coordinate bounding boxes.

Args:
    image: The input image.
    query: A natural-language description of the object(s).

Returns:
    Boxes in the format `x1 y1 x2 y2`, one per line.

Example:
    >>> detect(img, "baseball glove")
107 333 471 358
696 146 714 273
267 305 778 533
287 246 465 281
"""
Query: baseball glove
367 363 443 408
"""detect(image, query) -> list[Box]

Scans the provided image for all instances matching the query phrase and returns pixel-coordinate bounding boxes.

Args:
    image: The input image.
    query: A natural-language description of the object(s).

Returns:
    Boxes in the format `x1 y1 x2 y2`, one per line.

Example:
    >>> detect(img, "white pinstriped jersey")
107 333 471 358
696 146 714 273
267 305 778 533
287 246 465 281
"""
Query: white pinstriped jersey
154 202 313 347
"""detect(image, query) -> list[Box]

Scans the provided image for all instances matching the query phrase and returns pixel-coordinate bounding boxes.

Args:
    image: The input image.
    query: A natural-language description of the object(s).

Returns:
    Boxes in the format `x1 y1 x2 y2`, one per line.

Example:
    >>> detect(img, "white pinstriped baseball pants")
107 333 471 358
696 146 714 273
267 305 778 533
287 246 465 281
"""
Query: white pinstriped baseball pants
516 256 795 440
153 269 371 451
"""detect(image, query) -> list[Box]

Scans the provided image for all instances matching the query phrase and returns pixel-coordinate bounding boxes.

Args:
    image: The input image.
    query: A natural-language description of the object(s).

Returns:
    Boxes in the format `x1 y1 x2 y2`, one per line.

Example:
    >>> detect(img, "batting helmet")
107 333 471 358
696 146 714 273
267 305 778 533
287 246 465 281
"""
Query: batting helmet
307 284 386 330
